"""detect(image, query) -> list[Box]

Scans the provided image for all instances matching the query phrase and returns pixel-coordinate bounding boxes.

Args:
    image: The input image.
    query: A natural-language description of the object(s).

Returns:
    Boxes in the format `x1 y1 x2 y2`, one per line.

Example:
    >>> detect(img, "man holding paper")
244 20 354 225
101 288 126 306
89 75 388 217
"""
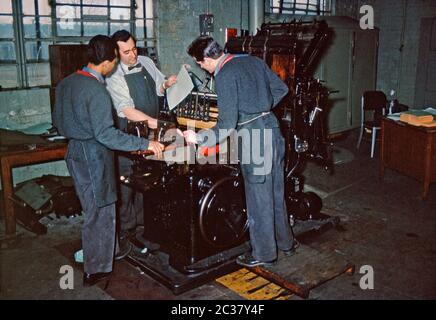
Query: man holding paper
107 29 177 130
106 30 177 251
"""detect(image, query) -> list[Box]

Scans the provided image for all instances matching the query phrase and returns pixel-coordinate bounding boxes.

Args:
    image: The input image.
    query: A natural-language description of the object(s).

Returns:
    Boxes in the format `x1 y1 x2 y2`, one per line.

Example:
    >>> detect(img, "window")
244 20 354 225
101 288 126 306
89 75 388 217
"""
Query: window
23 0 52 87
270 0 332 15
0 0 156 89
52 0 156 55
0 0 18 88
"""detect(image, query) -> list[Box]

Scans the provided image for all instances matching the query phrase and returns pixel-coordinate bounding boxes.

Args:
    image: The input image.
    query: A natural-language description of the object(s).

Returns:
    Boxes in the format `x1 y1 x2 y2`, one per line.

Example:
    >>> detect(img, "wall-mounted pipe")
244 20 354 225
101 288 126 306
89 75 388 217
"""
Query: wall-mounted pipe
249 0 264 35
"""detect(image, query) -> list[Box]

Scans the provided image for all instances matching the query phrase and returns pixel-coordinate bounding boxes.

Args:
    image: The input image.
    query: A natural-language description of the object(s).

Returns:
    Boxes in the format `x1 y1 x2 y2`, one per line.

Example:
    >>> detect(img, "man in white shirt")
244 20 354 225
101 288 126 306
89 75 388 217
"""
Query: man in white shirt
106 30 177 250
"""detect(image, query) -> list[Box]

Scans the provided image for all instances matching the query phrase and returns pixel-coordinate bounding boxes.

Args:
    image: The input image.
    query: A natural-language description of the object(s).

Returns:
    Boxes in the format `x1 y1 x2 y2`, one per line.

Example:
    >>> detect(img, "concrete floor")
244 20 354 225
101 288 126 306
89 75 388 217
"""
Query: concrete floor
1 130 435 300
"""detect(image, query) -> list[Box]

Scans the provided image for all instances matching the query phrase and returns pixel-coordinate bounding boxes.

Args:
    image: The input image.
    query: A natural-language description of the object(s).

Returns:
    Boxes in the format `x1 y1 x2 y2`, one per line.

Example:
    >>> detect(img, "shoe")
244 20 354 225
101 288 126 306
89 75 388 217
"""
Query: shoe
236 253 276 268
83 272 111 287
115 238 132 261
74 249 84 263
131 246 150 262
282 240 300 257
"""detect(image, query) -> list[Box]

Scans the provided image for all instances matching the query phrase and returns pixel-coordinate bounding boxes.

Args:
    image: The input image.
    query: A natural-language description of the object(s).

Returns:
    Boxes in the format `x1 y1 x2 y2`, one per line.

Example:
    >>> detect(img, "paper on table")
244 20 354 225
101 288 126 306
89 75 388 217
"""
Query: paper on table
386 112 401 121
423 107 436 116
166 65 194 110
47 135 67 141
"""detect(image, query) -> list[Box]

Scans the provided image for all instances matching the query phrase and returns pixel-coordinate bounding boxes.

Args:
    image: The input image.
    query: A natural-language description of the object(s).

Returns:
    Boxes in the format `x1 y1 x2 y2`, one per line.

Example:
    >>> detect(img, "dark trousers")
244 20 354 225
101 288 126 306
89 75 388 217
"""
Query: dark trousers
66 159 115 274
117 155 144 233
243 127 295 262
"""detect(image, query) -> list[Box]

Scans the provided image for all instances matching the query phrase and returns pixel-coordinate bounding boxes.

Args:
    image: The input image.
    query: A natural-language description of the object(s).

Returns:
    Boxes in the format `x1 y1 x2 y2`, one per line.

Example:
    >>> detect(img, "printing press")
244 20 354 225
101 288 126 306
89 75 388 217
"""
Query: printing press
124 95 252 288
122 20 336 293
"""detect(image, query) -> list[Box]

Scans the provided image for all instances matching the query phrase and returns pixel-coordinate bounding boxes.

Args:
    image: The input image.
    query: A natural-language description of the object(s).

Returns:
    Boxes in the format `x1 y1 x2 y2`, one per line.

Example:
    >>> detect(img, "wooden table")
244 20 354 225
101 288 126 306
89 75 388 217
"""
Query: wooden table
380 117 436 199
0 142 67 235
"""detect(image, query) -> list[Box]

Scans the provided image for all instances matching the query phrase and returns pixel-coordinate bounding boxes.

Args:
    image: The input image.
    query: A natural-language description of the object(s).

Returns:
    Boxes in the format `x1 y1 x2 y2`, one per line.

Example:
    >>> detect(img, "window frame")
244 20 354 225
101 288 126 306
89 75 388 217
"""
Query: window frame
269 0 332 15
0 0 157 90
0 1 20 88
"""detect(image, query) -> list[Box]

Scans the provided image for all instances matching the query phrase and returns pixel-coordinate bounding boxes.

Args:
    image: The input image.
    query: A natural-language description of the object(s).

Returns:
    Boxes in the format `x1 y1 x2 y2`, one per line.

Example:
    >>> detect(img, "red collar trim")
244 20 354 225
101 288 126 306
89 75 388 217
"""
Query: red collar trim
218 54 234 70
76 70 97 79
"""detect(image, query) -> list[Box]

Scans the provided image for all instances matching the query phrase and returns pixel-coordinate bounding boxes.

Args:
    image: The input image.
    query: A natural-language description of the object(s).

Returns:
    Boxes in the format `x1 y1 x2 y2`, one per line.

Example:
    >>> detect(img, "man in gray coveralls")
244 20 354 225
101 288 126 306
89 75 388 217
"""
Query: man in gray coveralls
184 36 298 267
53 35 164 286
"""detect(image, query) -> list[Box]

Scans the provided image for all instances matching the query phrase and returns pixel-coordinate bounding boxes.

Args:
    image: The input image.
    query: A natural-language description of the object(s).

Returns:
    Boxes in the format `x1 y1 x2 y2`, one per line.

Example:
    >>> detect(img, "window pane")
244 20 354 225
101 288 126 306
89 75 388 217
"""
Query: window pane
25 42 49 61
83 0 107 5
27 62 50 86
135 0 143 18
110 23 130 35
135 19 155 39
23 17 37 38
146 19 154 38
0 16 14 38
111 8 130 20
84 22 108 36
38 0 52 16
56 0 78 4
0 1 12 14
135 20 144 38
0 41 15 60
56 21 81 36
135 0 154 19
83 6 108 18
0 64 18 88
145 0 153 19
110 0 130 6
57 5 80 24
39 17 52 38
23 0 35 15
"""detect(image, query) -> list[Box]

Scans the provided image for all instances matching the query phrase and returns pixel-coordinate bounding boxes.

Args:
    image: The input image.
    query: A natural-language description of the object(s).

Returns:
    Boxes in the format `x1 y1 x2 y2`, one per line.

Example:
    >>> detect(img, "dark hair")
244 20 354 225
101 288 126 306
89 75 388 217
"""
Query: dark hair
87 35 117 65
187 36 223 61
112 29 136 45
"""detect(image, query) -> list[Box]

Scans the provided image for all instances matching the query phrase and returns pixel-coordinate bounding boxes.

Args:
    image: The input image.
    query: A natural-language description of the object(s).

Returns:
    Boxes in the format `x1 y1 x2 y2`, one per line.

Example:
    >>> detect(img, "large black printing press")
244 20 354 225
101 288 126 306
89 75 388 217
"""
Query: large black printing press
121 20 336 292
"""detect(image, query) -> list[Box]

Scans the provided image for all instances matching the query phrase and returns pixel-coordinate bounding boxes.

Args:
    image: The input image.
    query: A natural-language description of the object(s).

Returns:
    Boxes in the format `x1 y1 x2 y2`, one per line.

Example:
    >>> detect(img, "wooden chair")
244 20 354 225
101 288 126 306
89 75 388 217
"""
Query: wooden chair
356 91 387 158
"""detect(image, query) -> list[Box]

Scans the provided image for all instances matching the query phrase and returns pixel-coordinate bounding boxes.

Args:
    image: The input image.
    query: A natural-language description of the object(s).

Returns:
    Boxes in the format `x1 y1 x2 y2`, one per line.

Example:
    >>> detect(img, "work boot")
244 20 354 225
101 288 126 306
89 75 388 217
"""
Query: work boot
236 253 276 268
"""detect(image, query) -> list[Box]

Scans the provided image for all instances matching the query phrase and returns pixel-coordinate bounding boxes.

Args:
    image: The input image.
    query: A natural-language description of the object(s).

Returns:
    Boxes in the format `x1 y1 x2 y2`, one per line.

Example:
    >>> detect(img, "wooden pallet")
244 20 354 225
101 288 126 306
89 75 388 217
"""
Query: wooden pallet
250 244 354 299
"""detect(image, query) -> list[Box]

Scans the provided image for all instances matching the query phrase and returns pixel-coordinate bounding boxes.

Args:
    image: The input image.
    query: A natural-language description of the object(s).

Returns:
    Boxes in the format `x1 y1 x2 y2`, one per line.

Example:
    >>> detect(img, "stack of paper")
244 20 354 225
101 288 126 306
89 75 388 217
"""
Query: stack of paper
399 110 436 127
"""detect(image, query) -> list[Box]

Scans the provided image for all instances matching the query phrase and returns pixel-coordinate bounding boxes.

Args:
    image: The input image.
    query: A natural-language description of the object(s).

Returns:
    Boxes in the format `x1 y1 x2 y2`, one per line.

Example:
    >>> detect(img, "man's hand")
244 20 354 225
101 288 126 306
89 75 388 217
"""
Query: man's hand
183 130 197 144
147 140 165 159
165 75 177 88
